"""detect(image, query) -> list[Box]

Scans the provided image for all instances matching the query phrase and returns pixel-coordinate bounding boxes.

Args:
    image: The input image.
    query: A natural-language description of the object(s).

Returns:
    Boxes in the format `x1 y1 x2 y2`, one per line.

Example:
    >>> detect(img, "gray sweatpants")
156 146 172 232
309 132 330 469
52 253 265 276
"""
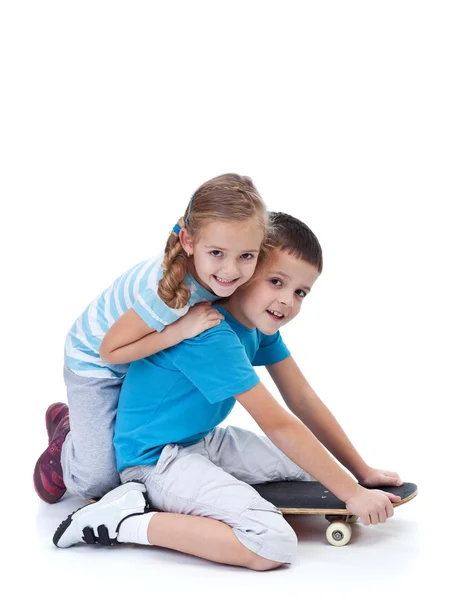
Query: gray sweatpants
61 366 122 499
121 425 312 564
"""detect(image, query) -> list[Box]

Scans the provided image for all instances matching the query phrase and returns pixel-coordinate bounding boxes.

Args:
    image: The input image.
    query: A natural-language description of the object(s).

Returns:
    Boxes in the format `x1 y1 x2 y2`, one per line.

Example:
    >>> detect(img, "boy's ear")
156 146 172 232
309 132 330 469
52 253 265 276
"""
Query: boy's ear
179 227 194 255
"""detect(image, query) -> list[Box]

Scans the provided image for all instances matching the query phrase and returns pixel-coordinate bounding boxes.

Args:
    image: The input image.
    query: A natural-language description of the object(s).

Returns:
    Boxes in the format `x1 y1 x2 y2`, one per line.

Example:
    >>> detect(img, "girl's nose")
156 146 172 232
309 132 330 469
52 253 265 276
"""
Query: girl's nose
222 261 239 277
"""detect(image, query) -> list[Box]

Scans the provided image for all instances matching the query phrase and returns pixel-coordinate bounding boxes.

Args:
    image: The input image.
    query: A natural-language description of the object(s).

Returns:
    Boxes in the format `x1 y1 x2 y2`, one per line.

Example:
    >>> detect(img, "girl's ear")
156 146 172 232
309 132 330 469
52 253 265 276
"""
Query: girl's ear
179 227 194 256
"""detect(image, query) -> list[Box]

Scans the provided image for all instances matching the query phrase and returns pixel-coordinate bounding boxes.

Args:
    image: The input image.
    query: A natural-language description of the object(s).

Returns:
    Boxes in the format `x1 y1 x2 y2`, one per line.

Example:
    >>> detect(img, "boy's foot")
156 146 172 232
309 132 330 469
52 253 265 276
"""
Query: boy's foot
53 482 149 548
33 403 70 504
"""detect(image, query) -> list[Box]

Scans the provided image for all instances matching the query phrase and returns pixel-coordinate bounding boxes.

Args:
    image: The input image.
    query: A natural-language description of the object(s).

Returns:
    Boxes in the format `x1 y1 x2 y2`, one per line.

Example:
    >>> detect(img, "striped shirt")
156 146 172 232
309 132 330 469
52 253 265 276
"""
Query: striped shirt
64 251 220 379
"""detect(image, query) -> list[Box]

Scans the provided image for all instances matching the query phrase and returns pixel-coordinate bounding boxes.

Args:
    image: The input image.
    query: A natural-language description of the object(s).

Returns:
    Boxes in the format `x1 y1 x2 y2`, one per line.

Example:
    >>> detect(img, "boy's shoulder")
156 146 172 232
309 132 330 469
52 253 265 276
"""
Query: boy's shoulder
187 318 241 345
172 305 285 356
174 308 253 352
169 306 290 368
214 305 282 342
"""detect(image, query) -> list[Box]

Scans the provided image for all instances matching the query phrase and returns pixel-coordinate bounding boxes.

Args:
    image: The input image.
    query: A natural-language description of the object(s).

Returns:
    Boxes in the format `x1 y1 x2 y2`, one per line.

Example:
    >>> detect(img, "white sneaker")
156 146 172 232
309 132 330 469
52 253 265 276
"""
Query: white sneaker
53 482 149 548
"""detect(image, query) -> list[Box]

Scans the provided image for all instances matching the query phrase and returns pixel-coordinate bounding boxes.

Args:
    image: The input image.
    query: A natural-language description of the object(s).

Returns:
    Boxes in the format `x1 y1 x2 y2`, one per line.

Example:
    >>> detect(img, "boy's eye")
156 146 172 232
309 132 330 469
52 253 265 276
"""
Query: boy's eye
210 250 223 257
296 289 306 298
270 278 282 287
241 253 255 260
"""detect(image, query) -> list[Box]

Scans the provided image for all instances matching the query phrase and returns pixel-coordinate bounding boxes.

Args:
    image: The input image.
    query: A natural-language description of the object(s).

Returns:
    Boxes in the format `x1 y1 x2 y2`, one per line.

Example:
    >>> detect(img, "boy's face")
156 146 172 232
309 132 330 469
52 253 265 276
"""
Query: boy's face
226 249 320 335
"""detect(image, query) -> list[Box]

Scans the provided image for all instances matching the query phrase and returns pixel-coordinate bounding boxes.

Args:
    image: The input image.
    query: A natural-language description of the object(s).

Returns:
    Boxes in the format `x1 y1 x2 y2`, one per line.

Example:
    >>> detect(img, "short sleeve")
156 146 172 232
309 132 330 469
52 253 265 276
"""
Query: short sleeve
131 264 219 332
252 330 291 366
170 323 260 404
132 288 188 332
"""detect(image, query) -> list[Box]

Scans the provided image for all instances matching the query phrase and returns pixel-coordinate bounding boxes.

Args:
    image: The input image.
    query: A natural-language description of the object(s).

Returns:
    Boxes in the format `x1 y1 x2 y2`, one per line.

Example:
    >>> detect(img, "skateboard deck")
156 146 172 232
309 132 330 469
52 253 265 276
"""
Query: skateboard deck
251 481 418 546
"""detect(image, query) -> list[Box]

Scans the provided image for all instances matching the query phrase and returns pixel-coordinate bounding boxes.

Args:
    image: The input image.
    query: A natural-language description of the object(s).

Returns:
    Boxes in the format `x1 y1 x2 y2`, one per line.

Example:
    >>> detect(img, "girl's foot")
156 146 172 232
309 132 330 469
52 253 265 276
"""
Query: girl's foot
45 402 68 442
33 403 70 504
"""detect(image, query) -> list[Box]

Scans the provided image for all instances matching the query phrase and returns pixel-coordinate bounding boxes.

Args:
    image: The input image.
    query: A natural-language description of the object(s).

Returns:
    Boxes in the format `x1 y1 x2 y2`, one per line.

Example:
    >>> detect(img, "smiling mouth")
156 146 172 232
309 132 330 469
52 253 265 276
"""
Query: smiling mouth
266 309 284 321
213 275 240 286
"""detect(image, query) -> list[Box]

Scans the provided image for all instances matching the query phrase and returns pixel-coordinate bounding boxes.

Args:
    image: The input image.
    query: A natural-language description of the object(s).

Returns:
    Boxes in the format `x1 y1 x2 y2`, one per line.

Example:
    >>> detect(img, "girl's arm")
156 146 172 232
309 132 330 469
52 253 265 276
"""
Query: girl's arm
100 303 223 364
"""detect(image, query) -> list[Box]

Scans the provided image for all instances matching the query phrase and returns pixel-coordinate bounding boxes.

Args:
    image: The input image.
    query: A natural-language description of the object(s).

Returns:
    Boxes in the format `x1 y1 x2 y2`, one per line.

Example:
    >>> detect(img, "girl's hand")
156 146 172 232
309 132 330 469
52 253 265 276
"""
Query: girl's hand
176 302 224 340
358 467 403 488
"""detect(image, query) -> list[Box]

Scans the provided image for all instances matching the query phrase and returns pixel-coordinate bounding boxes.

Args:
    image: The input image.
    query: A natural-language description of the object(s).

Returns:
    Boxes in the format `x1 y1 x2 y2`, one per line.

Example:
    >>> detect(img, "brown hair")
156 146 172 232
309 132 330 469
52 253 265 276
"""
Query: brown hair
158 173 270 308
267 211 323 273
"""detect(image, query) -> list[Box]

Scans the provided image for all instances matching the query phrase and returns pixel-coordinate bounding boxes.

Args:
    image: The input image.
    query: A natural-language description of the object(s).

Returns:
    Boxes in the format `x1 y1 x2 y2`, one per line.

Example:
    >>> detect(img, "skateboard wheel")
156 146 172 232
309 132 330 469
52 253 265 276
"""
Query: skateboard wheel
326 521 352 546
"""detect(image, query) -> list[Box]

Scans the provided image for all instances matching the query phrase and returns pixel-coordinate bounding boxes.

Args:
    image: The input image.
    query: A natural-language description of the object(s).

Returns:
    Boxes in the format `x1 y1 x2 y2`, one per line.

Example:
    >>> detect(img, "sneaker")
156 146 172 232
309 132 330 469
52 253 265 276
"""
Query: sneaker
53 482 149 548
33 403 70 504
45 402 68 442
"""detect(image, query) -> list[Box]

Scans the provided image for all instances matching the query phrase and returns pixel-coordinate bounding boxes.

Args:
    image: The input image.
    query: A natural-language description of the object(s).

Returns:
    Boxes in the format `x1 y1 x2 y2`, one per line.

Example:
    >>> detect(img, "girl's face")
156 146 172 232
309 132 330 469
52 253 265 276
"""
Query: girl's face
181 220 264 297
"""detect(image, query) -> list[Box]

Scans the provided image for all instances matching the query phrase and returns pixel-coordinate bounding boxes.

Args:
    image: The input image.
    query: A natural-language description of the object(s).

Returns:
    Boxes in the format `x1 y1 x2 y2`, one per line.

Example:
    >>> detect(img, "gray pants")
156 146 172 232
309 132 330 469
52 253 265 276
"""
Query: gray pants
121 425 312 564
61 366 122 499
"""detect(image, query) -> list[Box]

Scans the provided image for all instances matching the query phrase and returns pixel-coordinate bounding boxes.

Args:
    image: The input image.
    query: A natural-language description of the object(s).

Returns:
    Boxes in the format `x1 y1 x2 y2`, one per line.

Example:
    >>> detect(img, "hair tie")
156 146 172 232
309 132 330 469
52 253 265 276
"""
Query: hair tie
173 224 181 234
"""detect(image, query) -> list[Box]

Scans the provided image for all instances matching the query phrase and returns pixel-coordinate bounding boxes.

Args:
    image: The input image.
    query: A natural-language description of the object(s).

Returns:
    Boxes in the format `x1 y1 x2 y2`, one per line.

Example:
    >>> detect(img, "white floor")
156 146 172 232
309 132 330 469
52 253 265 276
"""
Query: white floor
5 439 440 600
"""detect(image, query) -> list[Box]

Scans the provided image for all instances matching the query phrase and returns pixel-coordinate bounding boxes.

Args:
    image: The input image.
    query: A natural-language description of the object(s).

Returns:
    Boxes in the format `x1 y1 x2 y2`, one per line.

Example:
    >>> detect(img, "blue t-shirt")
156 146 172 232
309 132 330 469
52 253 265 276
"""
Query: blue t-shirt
114 305 291 471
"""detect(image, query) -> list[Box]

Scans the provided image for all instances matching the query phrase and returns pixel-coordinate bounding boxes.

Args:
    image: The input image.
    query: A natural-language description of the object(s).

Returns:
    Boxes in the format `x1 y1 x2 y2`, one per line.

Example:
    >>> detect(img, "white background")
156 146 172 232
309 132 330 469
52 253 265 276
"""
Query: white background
1 1 448 597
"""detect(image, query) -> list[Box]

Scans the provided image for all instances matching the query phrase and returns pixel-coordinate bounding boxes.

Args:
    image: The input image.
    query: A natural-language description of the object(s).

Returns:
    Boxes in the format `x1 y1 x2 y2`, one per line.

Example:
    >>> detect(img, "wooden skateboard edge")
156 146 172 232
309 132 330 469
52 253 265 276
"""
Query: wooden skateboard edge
278 486 418 515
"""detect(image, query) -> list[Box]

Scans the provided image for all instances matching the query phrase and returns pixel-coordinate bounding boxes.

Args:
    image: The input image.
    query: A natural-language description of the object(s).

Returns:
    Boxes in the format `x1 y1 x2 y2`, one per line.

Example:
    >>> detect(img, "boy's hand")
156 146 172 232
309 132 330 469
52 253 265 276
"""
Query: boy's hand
345 485 401 526
358 467 403 488
175 302 224 340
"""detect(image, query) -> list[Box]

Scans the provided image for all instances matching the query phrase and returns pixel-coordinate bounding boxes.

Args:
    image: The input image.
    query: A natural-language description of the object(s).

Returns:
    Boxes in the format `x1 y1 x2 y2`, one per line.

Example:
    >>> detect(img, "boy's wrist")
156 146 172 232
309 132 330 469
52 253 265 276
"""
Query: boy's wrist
338 481 362 505
320 471 360 504
352 462 372 484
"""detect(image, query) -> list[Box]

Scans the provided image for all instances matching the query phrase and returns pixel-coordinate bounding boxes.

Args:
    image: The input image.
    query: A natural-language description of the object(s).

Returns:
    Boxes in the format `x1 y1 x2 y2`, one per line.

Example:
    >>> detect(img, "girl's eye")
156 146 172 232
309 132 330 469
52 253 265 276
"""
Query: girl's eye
241 253 255 260
296 290 306 298
270 278 282 287
210 250 223 257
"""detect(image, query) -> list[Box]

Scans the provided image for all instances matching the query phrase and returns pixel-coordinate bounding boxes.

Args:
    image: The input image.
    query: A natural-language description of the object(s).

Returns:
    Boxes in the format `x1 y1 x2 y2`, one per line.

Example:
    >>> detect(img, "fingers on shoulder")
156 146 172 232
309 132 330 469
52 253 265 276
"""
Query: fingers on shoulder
207 318 223 329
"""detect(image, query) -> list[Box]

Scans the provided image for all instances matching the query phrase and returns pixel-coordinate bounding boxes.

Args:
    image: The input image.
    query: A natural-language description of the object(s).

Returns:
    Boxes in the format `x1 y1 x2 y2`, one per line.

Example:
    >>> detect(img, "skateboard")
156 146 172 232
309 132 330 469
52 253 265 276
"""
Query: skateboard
251 481 418 546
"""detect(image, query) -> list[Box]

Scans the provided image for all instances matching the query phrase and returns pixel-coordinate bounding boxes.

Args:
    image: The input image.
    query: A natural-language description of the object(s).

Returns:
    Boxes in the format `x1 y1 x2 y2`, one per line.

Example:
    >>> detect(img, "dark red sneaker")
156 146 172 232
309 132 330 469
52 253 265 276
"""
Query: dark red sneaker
45 402 68 442
33 403 70 504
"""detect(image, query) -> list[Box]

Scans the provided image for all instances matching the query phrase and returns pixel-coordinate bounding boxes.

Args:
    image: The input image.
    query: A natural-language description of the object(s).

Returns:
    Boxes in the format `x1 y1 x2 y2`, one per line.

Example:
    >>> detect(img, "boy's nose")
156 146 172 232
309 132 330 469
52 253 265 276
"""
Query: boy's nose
279 295 294 308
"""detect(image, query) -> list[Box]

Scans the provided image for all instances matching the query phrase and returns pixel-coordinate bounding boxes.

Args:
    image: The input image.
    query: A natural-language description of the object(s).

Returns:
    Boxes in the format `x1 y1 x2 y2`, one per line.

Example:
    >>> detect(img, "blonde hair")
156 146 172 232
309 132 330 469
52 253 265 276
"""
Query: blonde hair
158 173 270 309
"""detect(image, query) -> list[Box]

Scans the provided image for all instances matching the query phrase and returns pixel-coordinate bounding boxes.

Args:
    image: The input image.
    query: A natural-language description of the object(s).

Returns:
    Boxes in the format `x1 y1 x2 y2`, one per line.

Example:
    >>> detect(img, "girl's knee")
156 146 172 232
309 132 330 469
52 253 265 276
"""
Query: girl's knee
69 465 121 499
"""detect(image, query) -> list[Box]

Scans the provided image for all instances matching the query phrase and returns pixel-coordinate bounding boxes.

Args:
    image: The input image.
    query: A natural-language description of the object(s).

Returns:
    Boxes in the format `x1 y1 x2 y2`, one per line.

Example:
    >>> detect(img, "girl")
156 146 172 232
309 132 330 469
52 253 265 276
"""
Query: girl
34 173 270 504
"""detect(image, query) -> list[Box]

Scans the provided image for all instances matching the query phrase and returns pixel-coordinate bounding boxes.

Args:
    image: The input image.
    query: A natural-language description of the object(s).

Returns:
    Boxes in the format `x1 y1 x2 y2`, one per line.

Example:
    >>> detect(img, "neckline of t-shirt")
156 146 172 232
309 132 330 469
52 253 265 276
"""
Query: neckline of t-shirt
185 272 221 302
215 305 256 334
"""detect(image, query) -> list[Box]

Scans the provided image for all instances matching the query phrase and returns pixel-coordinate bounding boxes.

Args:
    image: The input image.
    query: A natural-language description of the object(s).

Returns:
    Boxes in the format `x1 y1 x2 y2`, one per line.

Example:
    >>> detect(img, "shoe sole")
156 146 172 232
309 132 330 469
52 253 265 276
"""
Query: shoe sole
53 481 150 548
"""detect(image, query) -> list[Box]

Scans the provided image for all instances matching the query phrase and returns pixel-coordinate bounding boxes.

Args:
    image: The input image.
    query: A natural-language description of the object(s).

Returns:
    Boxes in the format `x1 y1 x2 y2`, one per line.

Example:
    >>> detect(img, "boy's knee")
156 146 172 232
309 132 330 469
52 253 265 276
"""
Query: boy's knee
269 521 298 561
236 499 298 565
247 557 284 571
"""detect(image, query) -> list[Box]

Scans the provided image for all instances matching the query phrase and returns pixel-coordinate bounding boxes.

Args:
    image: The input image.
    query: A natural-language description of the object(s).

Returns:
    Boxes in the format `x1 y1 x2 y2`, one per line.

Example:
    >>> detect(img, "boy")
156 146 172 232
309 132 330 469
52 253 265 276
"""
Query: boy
53 212 403 571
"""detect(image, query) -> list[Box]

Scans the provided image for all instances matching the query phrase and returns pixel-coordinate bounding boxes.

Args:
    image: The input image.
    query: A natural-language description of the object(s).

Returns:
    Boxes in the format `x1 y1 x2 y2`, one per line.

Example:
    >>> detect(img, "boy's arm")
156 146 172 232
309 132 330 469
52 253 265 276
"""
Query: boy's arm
236 382 400 524
100 303 223 364
266 356 402 487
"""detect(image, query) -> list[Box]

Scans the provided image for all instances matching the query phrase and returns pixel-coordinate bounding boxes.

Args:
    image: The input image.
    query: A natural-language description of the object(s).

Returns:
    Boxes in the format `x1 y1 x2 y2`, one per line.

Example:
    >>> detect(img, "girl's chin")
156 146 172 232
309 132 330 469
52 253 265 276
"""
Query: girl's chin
211 288 235 298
